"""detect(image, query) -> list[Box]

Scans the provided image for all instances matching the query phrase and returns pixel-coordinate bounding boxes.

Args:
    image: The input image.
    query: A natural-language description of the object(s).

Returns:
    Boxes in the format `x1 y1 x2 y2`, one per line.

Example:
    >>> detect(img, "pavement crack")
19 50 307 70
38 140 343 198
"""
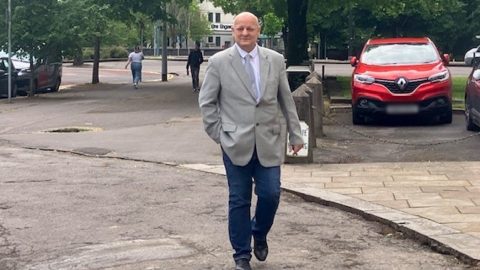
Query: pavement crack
0 224 20 270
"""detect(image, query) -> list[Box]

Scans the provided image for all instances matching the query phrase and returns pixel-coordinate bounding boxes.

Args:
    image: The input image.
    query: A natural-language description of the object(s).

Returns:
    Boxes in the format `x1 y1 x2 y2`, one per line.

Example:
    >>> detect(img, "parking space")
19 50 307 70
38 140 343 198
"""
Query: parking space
314 112 480 164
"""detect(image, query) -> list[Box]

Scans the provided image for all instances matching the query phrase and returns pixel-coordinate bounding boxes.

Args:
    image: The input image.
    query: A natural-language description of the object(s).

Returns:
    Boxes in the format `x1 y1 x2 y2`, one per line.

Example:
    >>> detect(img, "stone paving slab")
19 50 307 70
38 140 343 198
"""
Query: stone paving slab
180 162 480 264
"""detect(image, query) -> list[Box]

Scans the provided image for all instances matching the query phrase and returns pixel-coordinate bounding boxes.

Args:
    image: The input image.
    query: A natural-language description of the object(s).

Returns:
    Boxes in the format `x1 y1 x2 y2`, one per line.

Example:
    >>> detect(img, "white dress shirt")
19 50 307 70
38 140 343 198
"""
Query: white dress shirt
235 44 261 102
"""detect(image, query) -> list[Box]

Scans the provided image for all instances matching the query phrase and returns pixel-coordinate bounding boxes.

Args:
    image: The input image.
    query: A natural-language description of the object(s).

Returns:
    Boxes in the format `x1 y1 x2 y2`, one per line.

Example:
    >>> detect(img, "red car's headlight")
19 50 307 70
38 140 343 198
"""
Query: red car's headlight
353 74 375 84
428 71 449 83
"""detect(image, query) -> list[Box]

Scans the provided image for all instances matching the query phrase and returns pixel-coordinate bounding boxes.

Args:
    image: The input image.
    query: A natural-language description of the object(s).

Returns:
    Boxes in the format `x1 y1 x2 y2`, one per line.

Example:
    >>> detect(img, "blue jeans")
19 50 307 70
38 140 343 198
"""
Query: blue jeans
131 62 142 84
222 148 281 261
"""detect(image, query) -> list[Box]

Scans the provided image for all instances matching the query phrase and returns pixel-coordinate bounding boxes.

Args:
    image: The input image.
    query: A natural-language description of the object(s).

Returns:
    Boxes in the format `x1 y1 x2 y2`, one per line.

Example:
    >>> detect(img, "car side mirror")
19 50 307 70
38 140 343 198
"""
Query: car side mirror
473 70 480 80
350 56 358 67
442 54 450 64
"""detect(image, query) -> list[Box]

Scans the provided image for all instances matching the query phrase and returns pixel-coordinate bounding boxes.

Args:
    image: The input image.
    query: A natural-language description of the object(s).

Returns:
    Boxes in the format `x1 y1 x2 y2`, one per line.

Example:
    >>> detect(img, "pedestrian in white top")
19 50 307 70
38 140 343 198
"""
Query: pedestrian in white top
125 46 145 89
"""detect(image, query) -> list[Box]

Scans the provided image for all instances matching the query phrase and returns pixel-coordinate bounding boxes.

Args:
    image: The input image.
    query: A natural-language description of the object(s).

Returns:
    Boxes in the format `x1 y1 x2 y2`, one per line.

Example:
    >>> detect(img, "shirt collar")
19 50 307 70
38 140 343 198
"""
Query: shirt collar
235 43 259 59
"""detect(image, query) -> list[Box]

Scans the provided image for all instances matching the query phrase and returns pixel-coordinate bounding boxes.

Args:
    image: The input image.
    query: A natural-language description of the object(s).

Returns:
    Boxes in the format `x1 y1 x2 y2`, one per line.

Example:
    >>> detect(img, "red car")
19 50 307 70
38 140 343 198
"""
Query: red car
350 37 452 125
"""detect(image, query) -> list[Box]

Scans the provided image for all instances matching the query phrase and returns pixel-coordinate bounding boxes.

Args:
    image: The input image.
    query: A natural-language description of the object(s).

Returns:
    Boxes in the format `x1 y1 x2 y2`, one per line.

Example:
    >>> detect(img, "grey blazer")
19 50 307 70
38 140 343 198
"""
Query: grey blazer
199 46 304 167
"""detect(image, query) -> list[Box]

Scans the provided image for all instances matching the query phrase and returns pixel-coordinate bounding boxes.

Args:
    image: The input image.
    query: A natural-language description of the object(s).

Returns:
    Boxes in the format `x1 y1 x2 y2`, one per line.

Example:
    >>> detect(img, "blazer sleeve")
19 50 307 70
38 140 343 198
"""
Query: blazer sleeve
276 57 304 146
198 56 222 144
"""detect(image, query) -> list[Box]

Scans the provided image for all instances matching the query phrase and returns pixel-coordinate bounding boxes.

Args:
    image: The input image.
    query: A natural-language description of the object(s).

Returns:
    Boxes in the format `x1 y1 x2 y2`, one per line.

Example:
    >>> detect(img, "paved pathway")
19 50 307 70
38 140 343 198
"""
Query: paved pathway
182 162 480 264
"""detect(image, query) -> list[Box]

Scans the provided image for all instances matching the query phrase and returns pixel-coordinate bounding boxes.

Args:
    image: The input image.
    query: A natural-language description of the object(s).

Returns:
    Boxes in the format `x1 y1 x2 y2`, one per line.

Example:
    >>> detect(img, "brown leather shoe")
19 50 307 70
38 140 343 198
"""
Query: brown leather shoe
234 258 251 270
253 238 268 261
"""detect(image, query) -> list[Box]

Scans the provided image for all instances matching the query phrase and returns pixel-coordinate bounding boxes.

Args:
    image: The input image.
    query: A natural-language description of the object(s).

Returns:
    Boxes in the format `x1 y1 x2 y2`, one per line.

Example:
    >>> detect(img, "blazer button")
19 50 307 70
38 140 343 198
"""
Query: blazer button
255 105 259 108
256 123 259 126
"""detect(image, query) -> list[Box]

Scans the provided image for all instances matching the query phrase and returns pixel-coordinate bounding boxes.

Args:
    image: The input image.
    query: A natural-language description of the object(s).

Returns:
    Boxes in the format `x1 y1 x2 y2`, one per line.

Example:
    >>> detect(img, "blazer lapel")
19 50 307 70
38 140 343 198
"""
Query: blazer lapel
229 47 257 100
258 48 270 100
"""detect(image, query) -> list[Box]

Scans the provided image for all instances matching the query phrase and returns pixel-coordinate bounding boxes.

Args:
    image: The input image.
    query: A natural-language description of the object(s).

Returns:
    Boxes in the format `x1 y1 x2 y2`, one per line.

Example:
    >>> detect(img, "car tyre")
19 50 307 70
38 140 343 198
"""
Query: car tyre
11 83 17 98
465 100 479 131
352 106 364 125
439 104 452 124
51 77 61 92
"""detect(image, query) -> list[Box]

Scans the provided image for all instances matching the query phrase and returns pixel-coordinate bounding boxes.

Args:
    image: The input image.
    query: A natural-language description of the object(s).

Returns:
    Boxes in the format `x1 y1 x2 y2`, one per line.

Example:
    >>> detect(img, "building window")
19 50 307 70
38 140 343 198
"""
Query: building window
208 12 213 22
215 13 221 23
215 37 221 47
208 36 214 43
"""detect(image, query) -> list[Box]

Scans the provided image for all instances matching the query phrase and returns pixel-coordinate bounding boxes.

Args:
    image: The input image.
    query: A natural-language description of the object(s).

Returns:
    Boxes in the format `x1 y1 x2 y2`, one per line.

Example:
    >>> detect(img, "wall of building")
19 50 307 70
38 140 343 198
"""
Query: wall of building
198 0 235 50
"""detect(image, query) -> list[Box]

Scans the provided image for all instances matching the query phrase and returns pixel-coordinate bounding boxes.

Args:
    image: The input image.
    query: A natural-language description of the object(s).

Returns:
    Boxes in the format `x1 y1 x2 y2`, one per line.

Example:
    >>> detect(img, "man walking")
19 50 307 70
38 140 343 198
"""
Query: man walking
187 42 204 92
198 12 304 270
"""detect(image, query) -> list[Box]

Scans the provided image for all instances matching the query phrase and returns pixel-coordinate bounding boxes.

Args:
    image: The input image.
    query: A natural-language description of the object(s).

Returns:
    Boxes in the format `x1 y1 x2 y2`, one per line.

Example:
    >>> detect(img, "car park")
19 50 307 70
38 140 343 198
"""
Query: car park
349 37 453 125
0 57 18 98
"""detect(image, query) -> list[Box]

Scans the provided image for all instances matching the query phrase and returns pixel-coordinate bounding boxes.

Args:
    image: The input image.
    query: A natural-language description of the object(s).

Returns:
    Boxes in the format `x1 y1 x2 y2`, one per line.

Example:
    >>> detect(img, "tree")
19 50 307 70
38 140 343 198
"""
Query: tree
0 0 60 96
285 0 309 65
262 13 283 49
187 1 213 46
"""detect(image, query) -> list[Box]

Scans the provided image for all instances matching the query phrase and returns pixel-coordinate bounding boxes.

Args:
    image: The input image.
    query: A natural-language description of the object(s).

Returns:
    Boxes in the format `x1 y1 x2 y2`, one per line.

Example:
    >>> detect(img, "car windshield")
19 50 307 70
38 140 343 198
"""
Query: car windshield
361 43 439 65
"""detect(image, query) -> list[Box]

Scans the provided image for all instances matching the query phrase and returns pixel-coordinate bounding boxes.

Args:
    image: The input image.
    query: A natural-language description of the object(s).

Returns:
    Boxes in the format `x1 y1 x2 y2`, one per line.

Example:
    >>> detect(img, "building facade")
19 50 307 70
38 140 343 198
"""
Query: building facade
198 1 235 49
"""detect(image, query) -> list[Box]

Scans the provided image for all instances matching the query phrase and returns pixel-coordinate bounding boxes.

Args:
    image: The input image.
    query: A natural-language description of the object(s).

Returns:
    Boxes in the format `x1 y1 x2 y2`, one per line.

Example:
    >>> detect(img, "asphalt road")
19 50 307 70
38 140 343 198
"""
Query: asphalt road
0 145 475 270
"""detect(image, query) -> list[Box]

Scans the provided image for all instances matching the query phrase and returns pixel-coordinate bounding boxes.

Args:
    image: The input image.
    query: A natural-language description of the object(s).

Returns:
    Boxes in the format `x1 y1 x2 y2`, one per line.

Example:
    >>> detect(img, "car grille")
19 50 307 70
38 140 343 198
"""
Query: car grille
375 78 429 94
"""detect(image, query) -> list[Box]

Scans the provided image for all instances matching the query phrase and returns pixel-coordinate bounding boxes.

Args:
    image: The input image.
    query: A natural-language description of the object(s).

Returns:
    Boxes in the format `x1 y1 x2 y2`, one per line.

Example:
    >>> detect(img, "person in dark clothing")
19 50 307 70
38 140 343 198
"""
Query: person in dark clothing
186 43 204 93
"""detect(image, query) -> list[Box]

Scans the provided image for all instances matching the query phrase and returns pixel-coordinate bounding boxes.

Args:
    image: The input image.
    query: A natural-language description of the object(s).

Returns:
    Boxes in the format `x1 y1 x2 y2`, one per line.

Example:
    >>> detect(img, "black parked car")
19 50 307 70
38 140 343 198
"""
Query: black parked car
0 51 62 96
0 57 17 98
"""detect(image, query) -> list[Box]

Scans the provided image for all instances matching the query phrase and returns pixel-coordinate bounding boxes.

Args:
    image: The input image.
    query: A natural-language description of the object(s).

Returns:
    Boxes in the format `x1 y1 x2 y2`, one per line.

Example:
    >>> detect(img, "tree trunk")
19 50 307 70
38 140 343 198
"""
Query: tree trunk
282 25 288 56
92 36 100 84
140 22 144 48
73 47 84 66
286 0 309 67
28 55 35 97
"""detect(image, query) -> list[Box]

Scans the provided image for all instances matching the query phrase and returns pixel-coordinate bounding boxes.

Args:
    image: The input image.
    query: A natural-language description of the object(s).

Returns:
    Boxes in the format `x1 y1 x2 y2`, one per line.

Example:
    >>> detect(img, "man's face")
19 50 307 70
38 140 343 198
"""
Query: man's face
231 14 261 53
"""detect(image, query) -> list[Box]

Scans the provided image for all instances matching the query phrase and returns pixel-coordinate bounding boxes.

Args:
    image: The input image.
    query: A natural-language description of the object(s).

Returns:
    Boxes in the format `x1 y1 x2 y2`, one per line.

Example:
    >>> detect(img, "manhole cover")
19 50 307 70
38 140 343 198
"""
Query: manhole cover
45 126 102 133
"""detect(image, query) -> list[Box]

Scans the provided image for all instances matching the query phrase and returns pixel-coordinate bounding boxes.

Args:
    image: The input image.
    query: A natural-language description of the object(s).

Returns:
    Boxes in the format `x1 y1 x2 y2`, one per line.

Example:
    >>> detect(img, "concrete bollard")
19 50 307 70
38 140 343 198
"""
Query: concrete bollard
285 84 314 164
306 77 324 137
306 70 321 81
303 86 317 148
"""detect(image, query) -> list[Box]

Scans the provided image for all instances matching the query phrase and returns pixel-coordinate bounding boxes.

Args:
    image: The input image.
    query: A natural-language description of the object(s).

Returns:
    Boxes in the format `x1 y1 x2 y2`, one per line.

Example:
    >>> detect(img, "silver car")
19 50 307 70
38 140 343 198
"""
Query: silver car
465 46 480 66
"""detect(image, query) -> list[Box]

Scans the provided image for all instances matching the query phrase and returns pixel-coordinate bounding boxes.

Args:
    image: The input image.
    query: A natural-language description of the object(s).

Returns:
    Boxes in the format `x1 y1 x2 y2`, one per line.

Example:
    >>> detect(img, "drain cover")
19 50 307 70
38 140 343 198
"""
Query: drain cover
45 126 102 133
74 147 112 156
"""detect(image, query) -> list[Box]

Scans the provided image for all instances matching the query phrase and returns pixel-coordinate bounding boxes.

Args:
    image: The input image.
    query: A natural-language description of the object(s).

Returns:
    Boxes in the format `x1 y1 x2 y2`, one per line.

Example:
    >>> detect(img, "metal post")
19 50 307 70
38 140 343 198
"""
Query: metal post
7 0 12 102
348 8 353 59
162 19 168 82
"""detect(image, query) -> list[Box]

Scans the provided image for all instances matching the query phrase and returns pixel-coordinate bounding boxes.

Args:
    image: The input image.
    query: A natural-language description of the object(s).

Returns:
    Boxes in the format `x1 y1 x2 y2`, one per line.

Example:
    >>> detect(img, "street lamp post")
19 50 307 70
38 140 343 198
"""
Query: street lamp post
162 19 167 82
7 0 12 102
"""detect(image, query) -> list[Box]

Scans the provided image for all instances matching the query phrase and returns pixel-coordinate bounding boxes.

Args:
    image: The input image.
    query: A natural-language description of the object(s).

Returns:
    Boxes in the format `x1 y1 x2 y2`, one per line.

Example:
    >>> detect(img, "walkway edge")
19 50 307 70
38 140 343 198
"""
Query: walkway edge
282 182 480 266
180 164 480 266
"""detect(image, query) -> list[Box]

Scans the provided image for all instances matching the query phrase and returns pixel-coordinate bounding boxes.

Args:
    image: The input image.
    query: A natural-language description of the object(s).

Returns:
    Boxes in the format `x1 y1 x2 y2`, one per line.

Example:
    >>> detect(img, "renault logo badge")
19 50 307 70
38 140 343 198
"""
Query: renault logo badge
396 77 408 90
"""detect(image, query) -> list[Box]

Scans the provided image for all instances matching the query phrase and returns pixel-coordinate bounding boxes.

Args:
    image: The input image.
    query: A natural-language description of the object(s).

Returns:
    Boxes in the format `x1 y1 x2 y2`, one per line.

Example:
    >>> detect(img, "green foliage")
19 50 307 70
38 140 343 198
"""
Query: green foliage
109 46 129 58
262 13 283 37
0 0 60 62
82 46 128 59
188 1 213 43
